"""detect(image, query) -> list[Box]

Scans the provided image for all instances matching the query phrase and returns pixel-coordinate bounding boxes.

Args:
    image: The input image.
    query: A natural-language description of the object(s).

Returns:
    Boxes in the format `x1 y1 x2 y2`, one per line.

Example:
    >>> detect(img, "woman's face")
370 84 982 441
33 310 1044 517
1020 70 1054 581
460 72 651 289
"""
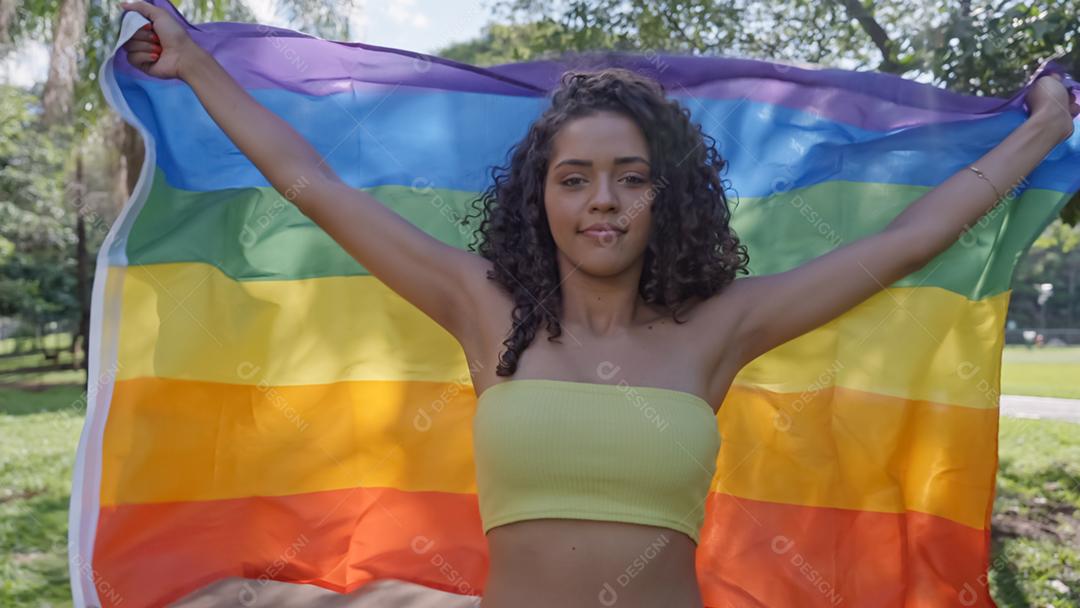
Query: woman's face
543 110 656 278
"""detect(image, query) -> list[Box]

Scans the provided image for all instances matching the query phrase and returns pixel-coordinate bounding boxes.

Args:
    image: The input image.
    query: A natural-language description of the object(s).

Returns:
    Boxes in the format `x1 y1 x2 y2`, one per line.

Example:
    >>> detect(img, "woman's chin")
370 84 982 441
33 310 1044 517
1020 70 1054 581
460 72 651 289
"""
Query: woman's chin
573 253 641 278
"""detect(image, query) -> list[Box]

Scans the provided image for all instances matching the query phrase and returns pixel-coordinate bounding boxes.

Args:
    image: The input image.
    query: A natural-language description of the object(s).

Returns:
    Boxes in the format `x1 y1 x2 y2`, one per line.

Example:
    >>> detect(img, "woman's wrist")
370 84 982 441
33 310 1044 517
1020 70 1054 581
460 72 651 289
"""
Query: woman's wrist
177 40 211 83
1027 104 1075 145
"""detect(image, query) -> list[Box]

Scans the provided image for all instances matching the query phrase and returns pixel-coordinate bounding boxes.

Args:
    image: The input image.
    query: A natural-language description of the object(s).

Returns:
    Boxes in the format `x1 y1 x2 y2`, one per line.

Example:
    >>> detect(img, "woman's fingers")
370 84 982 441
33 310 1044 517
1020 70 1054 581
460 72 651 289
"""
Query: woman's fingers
129 28 157 42
124 40 161 53
127 50 159 70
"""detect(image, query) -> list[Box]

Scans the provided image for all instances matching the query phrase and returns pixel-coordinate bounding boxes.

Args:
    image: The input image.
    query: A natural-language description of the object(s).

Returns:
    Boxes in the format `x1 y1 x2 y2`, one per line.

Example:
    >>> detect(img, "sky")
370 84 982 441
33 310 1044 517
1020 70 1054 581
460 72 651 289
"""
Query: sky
0 0 491 87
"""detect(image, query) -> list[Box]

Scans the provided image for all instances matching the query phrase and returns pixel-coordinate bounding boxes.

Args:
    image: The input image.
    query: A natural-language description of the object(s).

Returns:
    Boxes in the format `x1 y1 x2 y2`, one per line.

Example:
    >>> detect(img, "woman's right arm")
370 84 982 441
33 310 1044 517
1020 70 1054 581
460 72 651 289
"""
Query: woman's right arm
118 1 497 343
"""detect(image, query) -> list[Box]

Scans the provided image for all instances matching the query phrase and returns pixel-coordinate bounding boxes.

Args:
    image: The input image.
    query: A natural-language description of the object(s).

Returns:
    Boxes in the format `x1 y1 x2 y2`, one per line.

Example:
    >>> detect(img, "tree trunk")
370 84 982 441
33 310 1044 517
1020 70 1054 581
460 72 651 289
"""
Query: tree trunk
42 0 88 125
104 113 142 209
1070 266 1077 328
74 153 90 377
0 0 16 46
123 121 145 198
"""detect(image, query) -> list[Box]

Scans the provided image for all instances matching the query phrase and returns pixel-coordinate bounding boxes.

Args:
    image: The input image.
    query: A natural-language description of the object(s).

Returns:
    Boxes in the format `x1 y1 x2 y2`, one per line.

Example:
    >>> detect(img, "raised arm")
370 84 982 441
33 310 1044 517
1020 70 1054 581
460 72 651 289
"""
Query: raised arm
118 1 493 342
719 74 1078 368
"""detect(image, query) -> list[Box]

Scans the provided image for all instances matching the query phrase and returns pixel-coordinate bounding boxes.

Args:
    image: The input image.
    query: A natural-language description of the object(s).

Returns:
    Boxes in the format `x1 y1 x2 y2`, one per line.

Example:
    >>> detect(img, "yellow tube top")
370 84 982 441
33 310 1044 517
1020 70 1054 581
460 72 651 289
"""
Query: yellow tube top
472 378 721 544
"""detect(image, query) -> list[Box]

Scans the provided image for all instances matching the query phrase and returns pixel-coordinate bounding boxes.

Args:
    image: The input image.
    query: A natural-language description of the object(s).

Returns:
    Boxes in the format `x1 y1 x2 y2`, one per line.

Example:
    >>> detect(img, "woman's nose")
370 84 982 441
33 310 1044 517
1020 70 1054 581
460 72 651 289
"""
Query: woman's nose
589 178 618 211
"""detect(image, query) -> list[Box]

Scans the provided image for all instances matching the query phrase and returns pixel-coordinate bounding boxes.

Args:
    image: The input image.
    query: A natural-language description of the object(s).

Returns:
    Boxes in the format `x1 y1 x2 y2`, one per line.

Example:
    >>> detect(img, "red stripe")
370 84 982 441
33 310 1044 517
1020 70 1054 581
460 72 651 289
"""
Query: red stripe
93 487 488 607
698 494 995 607
92 489 994 607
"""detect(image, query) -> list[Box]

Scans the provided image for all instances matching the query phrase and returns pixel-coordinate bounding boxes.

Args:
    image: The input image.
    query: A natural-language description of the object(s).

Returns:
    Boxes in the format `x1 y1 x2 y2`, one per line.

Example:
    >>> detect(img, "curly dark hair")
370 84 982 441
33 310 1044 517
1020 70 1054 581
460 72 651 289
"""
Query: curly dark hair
465 67 749 377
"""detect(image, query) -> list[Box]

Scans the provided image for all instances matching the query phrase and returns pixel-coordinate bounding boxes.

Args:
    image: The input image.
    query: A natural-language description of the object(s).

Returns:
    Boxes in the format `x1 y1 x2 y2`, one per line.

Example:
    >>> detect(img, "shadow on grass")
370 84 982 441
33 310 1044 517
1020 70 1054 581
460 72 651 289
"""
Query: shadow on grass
991 455 1080 607
0 385 88 416
989 537 1030 608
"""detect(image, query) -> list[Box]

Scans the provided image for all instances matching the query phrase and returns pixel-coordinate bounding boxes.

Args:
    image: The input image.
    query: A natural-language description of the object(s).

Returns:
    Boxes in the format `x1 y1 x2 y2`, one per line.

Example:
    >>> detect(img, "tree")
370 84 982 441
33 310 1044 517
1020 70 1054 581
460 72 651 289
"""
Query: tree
1011 221 1080 328
42 0 88 125
0 85 78 326
1 0 362 370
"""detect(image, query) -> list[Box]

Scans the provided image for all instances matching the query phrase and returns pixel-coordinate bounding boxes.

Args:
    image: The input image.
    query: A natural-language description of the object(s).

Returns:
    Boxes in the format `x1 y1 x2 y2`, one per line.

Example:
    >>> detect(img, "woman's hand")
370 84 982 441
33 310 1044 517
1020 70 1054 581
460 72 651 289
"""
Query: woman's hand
1025 72 1079 143
118 1 195 80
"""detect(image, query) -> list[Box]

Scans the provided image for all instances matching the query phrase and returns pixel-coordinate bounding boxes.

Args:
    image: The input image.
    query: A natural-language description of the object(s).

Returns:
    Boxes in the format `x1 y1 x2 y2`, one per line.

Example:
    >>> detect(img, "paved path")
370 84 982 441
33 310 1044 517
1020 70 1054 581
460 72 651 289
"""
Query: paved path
1001 394 1080 423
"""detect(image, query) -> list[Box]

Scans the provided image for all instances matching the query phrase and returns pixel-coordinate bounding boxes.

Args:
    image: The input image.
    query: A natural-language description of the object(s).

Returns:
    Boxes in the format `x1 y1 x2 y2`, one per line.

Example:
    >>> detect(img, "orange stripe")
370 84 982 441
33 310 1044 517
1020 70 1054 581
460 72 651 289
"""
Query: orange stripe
100 377 479 506
90 489 991 607
103 378 997 529
715 385 999 530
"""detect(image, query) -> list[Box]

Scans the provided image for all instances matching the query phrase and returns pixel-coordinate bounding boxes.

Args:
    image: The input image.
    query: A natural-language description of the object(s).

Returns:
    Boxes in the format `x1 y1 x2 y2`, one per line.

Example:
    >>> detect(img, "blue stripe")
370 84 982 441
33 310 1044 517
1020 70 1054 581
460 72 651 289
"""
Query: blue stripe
120 73 1080 197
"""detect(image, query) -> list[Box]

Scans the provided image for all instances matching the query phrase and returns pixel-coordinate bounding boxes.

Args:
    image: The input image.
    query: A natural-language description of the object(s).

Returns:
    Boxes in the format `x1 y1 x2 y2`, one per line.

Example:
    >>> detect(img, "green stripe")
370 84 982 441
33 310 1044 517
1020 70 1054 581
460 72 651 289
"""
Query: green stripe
730 180 1060 299
127 168 477 281
127 168 1065 299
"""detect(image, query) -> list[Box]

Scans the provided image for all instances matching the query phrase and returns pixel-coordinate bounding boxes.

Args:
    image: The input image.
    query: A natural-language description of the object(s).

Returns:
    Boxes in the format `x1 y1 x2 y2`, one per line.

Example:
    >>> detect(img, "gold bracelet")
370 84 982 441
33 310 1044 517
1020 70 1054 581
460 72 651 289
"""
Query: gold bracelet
968 165 1004 201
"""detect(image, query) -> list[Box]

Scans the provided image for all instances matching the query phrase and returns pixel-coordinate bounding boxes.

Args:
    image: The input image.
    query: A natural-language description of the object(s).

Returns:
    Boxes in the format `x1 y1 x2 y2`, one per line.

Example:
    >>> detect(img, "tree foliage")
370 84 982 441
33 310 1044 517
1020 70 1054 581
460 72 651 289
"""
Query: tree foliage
0 85 77 320
1012 220 1080 328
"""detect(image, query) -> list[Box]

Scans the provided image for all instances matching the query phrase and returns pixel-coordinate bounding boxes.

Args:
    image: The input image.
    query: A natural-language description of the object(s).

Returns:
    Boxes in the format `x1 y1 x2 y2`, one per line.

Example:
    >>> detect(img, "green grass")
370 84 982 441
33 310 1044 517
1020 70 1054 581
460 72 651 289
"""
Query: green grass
0 351 79 374
1002 345 1080 399
0 332 84 388
0 333 73 358
0 385 85 607
992 417 1080 607
0 383 1078 606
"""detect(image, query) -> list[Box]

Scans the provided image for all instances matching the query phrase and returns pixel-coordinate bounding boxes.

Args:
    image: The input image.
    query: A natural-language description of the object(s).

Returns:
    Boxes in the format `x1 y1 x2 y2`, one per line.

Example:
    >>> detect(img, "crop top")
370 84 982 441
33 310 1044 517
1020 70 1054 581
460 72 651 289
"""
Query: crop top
472 378 721 545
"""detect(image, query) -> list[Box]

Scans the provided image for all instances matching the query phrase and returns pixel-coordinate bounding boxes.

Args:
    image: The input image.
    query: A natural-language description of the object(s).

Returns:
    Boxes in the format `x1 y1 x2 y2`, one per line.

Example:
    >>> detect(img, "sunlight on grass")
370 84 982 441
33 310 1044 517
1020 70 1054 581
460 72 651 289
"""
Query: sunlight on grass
1002 346 1080 399
0 385 85 607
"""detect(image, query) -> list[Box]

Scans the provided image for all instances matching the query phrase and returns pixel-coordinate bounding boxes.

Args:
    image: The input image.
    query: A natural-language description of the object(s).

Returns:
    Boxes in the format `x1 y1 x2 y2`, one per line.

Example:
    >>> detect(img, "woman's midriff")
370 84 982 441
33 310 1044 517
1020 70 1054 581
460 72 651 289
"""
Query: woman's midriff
479 518 704 608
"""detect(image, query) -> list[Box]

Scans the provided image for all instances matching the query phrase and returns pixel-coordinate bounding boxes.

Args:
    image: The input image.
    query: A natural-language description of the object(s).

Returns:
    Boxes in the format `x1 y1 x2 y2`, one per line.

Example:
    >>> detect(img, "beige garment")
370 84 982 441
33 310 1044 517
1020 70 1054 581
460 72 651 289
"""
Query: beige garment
171 577 483 607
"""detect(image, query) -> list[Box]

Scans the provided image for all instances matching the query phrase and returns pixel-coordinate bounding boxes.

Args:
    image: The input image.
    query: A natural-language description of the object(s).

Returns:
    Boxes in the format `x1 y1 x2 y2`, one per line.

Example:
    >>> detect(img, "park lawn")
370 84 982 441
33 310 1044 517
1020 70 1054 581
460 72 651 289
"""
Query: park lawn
993 416 1080 606
1001 345 1080 399
0 384 85 607
1 379 1078 606
0 333 72 355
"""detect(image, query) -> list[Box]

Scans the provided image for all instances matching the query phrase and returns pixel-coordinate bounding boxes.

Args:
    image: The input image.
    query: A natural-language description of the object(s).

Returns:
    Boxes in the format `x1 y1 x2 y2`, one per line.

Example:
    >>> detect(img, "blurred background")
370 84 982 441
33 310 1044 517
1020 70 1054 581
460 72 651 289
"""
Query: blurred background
0 1 1078 606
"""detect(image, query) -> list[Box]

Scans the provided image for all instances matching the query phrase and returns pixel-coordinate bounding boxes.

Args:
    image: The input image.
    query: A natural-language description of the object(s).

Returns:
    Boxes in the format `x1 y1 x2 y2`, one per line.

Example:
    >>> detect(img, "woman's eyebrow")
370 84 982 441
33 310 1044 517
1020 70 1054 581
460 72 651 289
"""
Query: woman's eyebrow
552 156 650 169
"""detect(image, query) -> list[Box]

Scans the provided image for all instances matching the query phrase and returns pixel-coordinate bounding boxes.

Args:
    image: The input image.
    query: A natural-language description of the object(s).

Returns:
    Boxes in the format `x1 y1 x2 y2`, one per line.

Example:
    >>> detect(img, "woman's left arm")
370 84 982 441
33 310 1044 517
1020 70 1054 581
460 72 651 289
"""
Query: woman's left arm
722 73 1079 368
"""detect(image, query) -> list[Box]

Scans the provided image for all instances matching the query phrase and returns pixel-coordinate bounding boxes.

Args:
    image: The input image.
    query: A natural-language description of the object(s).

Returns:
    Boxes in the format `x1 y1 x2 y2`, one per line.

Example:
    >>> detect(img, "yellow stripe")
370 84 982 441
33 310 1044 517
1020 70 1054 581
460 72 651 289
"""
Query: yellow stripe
735 286 1008 410
116 262 1005 409
116 263 468 385
102 378 995 528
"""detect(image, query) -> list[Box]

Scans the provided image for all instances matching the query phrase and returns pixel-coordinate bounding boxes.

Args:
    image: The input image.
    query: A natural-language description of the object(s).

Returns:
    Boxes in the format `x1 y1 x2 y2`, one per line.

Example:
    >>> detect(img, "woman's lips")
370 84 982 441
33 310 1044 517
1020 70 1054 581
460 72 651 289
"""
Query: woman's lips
580 228 623 243
582 228 619 237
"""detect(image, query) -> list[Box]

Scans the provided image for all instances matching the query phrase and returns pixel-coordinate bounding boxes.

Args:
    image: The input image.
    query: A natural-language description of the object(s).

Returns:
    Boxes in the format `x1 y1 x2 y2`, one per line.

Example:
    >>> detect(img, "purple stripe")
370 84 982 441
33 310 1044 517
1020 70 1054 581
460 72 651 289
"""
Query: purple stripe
677 77 984 130
125 0 1078 132
122 0 543 97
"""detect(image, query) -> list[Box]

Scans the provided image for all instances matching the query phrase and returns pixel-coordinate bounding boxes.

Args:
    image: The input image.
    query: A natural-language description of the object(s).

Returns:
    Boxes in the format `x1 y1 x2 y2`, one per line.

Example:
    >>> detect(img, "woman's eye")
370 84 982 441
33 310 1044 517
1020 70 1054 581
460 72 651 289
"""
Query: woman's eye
560 175 646 187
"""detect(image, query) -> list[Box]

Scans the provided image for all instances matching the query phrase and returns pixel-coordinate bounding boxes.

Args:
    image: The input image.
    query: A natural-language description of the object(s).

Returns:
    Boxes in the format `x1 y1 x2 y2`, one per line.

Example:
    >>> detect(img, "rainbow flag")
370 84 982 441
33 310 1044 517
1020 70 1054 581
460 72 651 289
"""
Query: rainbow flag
71 2 1080 606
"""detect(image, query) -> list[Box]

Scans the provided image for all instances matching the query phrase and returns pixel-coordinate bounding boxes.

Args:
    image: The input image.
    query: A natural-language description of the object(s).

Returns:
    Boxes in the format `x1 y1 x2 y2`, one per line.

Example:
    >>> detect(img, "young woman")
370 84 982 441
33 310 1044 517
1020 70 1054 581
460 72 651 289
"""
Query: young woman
118 2 1078 607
